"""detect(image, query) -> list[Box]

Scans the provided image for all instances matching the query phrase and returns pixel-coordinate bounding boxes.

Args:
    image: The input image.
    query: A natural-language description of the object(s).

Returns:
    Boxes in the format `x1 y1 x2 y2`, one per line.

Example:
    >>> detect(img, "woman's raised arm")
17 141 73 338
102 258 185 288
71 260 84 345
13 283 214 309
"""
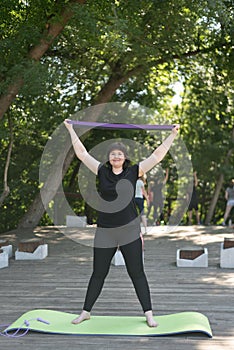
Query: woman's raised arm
64 119 100 175
139 124 180 176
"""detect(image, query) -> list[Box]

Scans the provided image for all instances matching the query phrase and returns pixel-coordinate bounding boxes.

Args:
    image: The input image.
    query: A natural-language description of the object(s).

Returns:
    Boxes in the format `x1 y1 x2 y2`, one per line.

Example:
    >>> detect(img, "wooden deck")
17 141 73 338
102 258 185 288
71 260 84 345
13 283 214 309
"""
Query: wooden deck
1 225 234 350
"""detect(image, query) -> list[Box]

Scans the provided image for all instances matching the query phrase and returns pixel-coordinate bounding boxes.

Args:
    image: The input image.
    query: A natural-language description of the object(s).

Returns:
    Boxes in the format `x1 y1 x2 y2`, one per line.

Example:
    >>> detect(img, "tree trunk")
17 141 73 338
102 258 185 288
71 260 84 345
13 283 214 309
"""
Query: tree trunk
0 116 14 206
18 146 75 228
0 0 86 120
93 68 140 105
204 173 224 225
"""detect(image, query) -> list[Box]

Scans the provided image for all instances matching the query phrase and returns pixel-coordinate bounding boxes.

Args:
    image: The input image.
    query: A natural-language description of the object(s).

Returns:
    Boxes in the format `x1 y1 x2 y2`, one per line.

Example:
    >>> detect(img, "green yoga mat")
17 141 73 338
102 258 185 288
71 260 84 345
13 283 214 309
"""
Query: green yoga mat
5 309 212 337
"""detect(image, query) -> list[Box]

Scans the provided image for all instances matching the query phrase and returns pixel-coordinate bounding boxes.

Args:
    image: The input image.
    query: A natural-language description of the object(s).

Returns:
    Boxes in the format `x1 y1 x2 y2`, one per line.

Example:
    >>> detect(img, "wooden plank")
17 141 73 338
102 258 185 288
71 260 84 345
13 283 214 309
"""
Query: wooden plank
0 239 9 247
0 225 234 349
18 238 44 252
224 237 234 249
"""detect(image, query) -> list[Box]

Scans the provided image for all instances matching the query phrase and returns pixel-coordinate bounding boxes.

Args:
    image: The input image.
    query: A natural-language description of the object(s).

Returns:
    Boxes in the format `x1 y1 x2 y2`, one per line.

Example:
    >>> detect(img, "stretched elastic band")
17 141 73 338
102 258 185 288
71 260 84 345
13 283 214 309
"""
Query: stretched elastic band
67 120 175 130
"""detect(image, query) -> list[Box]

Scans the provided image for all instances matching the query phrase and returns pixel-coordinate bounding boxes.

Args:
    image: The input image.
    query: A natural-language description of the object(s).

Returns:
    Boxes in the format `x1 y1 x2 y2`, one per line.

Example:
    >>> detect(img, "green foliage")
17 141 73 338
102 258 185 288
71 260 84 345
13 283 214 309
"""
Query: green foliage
0 0 233 231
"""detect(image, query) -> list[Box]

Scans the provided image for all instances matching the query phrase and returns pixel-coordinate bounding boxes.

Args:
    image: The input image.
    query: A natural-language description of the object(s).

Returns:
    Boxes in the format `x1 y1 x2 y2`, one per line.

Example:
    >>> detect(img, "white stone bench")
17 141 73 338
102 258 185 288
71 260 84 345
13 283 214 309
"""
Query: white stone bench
1 244 13 258
111 250 126 266
66 215 87 227
220 242 234 268
0 250 9 269
177 247 208 268
15 244 48 260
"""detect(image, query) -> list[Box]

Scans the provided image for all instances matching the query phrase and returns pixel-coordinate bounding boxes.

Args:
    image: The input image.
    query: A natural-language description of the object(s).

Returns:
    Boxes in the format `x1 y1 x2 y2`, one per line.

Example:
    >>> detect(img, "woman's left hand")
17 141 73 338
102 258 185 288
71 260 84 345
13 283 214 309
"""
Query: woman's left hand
172 124 180 134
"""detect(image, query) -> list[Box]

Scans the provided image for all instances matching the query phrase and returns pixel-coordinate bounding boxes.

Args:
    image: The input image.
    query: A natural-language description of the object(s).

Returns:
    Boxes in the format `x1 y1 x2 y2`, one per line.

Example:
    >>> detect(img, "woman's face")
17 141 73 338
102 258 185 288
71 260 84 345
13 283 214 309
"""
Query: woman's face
109 149 126 168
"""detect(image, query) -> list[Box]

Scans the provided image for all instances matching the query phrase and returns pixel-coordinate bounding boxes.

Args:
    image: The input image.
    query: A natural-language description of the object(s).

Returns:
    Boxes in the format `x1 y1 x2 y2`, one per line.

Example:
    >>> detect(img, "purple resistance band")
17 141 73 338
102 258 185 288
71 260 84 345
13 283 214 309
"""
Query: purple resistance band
0 317 50 338
0 322 29 338
67 120 175 130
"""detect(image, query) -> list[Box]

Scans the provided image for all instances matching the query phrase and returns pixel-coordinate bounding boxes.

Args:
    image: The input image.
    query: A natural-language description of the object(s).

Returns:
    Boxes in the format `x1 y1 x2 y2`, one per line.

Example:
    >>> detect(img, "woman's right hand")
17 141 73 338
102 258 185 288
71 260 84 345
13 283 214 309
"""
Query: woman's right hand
64 119 73 131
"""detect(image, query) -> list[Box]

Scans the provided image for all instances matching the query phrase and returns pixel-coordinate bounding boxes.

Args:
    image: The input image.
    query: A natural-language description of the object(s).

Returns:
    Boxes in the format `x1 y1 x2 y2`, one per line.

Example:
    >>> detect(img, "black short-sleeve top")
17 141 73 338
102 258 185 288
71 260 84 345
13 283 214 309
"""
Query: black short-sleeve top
97 163 140 228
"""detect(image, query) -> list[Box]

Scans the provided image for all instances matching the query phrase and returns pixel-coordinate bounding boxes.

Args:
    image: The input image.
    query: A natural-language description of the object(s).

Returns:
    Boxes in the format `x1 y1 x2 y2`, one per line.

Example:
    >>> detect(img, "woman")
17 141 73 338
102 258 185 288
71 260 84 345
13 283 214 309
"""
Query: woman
151 168 169 225
135 176 149 234
188 171 200 225
64 119 179 327
222 179 234 226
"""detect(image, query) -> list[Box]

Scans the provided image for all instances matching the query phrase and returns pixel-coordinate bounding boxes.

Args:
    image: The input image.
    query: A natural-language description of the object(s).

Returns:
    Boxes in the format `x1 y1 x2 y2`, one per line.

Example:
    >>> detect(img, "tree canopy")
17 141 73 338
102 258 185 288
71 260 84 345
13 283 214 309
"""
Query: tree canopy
0 0 233 232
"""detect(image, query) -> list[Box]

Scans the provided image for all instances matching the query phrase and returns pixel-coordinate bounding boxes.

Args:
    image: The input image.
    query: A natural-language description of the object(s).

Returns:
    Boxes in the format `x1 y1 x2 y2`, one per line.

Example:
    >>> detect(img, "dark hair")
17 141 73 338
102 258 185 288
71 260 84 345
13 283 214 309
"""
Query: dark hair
106 142 131 169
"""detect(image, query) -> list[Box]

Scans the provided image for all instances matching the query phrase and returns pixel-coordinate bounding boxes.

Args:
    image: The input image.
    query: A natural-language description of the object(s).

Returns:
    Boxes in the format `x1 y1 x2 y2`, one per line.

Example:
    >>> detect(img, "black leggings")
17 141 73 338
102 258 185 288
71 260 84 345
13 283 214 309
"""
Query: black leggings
83 237 152 313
